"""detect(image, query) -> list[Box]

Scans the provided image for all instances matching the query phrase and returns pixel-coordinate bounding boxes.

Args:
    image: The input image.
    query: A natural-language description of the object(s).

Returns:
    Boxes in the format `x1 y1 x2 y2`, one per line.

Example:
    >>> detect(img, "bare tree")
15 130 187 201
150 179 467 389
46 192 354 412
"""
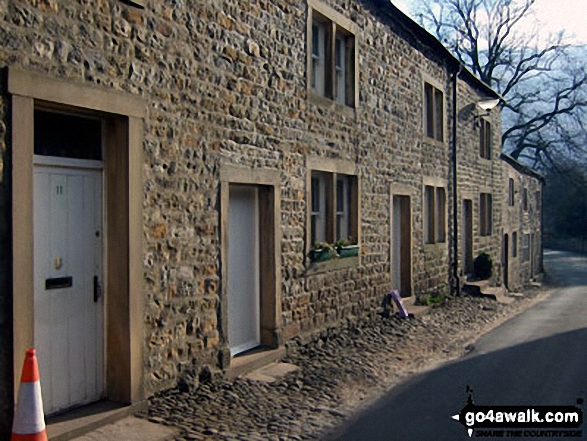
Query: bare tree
415 0 587 168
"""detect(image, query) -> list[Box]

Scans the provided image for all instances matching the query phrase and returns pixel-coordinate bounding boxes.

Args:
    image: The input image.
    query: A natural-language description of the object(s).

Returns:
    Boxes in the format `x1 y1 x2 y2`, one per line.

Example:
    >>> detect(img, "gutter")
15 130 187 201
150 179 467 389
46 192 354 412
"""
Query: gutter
452 65 462 295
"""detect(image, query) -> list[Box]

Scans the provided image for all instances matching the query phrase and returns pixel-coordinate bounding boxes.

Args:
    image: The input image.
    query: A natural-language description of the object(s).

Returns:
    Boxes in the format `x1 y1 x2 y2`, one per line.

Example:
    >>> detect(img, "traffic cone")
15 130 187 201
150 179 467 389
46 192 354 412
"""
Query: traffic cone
12 349 47 441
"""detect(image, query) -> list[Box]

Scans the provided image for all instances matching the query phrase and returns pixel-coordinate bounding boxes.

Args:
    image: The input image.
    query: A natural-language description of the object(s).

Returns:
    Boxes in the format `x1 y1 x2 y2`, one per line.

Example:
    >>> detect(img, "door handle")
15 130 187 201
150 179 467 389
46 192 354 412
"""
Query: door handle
93 276 102 302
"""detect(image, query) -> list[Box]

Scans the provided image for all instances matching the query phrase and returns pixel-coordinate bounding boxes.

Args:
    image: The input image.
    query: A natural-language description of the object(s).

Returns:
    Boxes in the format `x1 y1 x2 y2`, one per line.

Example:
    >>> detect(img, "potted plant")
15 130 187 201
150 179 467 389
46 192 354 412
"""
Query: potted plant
335 237 359 258
473 252 493 280
309 242 337 263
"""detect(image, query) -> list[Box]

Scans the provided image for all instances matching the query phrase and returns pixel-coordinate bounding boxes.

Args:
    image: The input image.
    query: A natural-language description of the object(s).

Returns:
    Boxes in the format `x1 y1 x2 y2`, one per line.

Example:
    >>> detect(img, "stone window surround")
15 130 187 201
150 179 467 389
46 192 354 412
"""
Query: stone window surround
8 68 145 405
421 73 447 144
422 177 447 246
306 0 360 109
219 164 283 358
305 156 361 272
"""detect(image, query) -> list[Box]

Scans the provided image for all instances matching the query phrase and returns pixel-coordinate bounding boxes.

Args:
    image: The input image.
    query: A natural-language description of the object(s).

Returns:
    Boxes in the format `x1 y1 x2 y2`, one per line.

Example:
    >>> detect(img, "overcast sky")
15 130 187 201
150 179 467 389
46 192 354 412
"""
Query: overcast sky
394 0 587 45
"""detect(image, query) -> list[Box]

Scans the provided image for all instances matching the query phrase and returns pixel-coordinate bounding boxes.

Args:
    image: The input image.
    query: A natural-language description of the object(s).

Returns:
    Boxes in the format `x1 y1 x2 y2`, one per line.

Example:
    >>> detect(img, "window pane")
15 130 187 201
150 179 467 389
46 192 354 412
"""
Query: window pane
312 24 319 57
34 110 102 160
485 121 491 159
311 177 320 213
434 88 444 141
425 186 435 243
425 84 434 138
335 36 346 104
311 20 325 95
311 174 326 243
436 187 446 242
336 176 349 240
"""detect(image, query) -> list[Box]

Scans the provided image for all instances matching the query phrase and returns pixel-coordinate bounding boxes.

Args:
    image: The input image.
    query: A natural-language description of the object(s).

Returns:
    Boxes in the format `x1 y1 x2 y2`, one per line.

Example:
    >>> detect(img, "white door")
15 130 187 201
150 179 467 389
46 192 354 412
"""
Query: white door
227 186 261 355
34 165 104 414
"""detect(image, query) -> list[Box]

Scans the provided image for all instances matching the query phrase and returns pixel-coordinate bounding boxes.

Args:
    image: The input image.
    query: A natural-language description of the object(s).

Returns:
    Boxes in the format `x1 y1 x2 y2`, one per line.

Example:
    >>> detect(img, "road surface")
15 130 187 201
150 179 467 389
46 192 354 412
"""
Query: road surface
328 250 587 440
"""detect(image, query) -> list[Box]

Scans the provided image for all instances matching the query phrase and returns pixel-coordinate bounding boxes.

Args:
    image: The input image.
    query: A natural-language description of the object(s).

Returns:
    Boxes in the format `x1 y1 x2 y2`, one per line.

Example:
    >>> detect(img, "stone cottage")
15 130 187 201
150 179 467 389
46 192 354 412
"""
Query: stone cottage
500 154 544 291
0 0 541 436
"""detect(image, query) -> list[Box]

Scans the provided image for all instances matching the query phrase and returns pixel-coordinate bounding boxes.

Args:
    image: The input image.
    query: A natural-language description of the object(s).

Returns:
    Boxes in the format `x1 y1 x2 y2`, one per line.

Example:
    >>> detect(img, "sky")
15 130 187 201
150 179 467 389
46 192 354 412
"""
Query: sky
393 0 587 45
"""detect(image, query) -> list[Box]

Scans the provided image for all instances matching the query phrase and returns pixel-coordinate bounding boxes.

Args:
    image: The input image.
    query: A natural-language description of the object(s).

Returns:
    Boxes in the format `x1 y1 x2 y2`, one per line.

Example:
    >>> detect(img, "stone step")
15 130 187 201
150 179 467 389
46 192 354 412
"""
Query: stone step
462 281 514 304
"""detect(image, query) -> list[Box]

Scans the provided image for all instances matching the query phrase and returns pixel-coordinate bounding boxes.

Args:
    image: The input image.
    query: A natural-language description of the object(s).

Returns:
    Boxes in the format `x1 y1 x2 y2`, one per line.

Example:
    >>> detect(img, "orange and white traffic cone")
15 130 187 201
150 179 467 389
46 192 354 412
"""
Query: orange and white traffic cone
12 349 47 441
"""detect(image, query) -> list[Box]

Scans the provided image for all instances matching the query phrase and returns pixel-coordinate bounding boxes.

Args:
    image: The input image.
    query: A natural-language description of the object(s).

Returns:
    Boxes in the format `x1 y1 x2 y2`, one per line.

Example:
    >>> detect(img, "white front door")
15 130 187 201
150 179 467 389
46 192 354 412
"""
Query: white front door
227 186 261 355
34 165 104 414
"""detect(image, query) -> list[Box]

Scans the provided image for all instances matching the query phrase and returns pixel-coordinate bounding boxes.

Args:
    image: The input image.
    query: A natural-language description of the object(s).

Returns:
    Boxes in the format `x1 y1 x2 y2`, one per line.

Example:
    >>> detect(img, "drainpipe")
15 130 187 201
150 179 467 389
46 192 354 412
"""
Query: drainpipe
451 66 462 296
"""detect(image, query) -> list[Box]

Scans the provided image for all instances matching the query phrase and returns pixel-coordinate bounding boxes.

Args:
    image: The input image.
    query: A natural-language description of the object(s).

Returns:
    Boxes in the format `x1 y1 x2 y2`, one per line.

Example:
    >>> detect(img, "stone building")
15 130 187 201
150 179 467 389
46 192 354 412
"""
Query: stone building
0 0 541 435
500 154 544 291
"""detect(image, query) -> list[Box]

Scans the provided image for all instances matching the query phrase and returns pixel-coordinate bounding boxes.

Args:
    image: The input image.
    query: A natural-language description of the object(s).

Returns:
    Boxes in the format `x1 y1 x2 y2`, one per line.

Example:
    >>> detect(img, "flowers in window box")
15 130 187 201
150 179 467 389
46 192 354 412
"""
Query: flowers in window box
309 242 337 263
335 237 359 258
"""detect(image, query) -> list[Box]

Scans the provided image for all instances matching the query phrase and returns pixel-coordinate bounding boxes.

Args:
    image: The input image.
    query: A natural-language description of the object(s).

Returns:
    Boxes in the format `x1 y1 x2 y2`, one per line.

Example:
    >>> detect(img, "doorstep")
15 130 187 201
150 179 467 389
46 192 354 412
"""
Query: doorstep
226 346 286 381
46 400 146 441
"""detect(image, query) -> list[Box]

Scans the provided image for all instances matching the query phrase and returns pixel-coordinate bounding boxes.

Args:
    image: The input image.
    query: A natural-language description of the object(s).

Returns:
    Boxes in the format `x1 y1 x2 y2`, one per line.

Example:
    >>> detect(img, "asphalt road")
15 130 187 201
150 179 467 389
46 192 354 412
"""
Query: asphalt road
328 250 587 441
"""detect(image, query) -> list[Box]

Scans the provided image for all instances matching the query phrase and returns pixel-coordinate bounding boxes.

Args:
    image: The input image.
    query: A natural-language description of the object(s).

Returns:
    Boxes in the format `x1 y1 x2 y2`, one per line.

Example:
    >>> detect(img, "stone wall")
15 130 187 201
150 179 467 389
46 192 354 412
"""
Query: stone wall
456 76 504 284
0 0 513 430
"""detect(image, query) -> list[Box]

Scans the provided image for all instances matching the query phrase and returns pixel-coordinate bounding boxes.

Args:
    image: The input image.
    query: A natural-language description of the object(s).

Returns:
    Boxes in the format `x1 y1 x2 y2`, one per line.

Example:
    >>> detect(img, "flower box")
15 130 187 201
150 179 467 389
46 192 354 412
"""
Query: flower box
309 248 336 263
337 244 359 258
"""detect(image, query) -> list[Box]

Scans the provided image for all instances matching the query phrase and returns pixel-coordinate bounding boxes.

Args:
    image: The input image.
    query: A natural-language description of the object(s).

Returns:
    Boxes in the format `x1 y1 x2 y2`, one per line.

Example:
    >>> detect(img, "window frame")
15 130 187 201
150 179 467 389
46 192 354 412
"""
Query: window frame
307 157 360 259
480 193 493 236
479 118 492 160
307 0 358 108
508 178 515 206
522 234 530 261
423 80 445 142
424 184 447 244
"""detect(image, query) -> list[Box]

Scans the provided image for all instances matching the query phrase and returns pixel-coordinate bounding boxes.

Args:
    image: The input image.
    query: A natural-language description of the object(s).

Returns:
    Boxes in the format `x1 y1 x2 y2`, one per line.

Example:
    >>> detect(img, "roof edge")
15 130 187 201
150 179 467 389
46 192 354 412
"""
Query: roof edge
370 0 500 99
500 153 545 183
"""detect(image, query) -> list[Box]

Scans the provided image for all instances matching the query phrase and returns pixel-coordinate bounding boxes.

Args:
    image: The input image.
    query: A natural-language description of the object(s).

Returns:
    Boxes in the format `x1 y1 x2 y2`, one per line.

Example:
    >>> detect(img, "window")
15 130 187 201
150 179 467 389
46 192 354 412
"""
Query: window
309 10 356 107
522 234 530 261
424 82 444 141
522 188 528 211
512 232 518 257
424 185 446 244
311 173 328 243
535 191 541 212
479 119 492 159
480 193 492 236
508 179 515 206
310 171 358 246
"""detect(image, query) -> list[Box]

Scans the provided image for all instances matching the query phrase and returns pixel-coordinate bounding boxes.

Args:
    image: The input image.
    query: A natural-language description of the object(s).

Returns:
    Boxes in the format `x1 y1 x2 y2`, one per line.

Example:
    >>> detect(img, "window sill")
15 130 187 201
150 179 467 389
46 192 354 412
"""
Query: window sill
422 137 447 148
305 255 359 275
307 92 356 117
424 241 447 250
